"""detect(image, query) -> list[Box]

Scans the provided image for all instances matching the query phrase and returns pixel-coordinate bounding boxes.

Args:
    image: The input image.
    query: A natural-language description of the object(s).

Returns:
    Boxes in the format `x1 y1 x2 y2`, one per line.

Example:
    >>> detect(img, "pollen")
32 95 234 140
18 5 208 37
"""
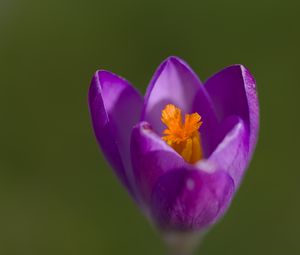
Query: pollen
161 104 203 164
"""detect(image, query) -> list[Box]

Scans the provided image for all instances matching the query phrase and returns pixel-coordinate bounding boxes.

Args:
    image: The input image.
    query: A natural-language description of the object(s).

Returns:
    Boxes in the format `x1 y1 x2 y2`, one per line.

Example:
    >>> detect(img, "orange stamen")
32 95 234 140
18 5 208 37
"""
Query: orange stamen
161 104 203 163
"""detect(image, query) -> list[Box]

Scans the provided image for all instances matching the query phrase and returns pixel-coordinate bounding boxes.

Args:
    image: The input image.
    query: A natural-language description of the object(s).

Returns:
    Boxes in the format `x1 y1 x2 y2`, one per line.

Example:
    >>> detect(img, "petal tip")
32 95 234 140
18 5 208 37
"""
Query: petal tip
163 56 194 71
94 69 132 86
240 65 257 89
92 69 115 82
89 70 117 98
220 64 257 89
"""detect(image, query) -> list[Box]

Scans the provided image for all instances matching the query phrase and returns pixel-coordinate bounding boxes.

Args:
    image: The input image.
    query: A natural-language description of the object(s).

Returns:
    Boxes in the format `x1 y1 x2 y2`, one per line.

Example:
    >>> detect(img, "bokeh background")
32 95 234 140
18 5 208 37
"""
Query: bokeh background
1 0 300 254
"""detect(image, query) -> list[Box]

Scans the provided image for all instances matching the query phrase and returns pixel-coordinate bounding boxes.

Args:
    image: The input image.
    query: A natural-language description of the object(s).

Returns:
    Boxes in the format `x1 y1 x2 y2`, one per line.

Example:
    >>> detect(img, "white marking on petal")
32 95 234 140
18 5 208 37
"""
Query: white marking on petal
186 179 195 190
196 160 216 173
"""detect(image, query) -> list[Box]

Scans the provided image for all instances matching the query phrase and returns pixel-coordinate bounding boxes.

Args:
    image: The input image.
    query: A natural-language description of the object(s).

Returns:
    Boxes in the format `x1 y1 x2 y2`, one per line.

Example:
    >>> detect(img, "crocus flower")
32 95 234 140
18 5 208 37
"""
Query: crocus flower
88 56 259 234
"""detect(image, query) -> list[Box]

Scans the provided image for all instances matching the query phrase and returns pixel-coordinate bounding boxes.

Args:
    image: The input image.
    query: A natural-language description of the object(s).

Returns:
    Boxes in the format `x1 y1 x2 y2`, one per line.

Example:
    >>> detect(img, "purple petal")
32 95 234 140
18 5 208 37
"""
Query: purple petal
192 87 219 157
88 70 143 197
205 116 249 188
131 121 186 204
142 56 202 134
151 165 234 231
204 65 259 154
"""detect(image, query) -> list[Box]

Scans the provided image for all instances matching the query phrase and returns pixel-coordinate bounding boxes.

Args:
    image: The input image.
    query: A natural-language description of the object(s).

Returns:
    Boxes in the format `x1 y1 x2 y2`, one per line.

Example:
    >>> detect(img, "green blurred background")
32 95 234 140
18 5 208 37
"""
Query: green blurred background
1 0 299 254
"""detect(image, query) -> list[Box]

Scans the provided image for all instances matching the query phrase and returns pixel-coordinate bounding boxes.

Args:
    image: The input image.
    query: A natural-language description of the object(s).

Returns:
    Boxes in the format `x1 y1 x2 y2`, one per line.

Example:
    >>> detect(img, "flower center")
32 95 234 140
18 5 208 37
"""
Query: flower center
161 104 203 164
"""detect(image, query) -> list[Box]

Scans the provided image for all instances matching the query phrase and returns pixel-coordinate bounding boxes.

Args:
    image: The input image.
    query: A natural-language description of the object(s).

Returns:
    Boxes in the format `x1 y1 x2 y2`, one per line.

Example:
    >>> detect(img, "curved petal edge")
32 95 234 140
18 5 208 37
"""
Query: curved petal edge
204 65 259 155
88 70 143 197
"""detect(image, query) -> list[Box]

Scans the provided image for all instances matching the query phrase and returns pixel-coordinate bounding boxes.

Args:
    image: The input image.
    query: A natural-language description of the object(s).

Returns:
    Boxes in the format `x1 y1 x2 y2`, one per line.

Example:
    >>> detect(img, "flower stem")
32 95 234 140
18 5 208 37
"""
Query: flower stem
163 232 202 255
